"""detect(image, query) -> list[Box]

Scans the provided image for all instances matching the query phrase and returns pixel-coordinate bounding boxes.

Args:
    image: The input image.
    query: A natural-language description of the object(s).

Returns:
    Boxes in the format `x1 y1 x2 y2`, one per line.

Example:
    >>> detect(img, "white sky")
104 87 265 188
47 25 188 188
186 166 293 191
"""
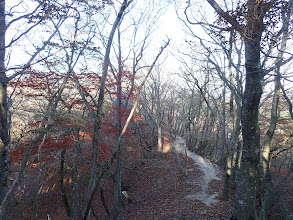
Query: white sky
6 1 185 73
5 0 293 93
5 0 202 78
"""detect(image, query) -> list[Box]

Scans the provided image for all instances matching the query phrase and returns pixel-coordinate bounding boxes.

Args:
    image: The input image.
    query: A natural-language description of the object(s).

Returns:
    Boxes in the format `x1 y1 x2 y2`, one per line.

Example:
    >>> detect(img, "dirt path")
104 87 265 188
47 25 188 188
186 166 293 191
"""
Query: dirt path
172 136 222 206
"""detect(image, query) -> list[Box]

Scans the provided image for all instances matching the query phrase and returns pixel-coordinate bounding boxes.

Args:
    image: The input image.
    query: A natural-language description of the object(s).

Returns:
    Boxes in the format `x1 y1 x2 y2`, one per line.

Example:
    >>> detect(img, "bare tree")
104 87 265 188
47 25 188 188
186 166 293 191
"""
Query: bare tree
181 0 293 218
0 0 73 212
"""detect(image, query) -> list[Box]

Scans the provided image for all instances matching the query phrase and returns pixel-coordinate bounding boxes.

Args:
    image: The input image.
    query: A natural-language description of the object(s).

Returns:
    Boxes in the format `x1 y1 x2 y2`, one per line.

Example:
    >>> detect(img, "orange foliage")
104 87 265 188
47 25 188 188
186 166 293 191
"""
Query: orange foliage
79 131 93 140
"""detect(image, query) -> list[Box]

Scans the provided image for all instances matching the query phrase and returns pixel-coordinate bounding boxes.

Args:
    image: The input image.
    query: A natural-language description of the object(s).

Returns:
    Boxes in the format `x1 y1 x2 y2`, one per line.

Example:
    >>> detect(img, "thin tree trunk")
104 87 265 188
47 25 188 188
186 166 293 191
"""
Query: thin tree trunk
260 5 291 218
113 152 122 219
0 0 9 209
34 135 46 220
220 80 226 167
0 54 73 218
157 124 163 158
70 135 82 219
259 78 279 220
83 2 131 219
222 32 234 200
100 182 110 217
60 149 71 217
231 106 242 184
222 153 232 200
113 24 123 220
150 121 156 157
134 123 146 158
82 20 169 220
231 46 243 185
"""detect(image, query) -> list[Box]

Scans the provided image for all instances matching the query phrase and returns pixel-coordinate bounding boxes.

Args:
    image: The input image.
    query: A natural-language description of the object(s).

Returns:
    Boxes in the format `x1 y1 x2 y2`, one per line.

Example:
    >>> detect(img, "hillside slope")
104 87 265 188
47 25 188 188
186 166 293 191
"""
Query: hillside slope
10 135 234 220
118 135 234 219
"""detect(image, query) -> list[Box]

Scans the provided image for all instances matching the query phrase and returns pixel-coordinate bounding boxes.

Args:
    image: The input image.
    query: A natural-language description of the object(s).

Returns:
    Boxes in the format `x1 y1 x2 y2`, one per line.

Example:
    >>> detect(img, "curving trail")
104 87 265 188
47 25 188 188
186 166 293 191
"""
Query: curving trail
172 136 222 206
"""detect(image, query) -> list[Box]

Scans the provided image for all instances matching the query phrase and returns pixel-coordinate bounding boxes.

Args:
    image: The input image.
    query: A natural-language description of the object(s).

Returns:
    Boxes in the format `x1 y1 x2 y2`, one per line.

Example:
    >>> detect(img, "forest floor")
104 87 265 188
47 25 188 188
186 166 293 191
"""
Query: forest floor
10 134 235 220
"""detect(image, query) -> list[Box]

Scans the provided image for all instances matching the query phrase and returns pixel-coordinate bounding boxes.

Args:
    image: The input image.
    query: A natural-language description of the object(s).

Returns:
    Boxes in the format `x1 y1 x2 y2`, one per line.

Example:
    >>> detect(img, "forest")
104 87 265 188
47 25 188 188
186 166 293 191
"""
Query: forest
0 0 292 219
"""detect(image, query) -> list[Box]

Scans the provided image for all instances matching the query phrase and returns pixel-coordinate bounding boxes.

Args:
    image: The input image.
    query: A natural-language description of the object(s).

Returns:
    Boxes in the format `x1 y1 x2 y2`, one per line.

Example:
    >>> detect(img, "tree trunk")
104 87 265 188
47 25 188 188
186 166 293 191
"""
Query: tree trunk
234 48 263 220
113 149 122 220
260 5 291 217
83 2 131 219
203 0 266 217
232 48 243 185
157 124 163 158
135 123 146 158
231 106 242 184
220 79 226 167
223 32 238 199
259 78 279 220
222 153 232 200
150 121 156 157
59 149 71 217
234 12 264 218
113 25 123 220
0 0 9 208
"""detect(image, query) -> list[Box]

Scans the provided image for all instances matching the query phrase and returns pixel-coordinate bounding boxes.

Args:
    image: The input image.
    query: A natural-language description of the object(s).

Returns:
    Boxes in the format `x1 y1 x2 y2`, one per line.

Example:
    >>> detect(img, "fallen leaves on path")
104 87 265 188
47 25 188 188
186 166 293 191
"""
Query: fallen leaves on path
10 136 235 220
119 137 234 220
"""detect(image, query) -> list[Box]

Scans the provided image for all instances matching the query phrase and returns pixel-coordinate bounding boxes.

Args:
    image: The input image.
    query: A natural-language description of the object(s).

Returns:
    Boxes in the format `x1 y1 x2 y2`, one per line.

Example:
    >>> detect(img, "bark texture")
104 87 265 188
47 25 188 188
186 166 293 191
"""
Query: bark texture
0 0 9 206
204 0 265 218
234 1 265 218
